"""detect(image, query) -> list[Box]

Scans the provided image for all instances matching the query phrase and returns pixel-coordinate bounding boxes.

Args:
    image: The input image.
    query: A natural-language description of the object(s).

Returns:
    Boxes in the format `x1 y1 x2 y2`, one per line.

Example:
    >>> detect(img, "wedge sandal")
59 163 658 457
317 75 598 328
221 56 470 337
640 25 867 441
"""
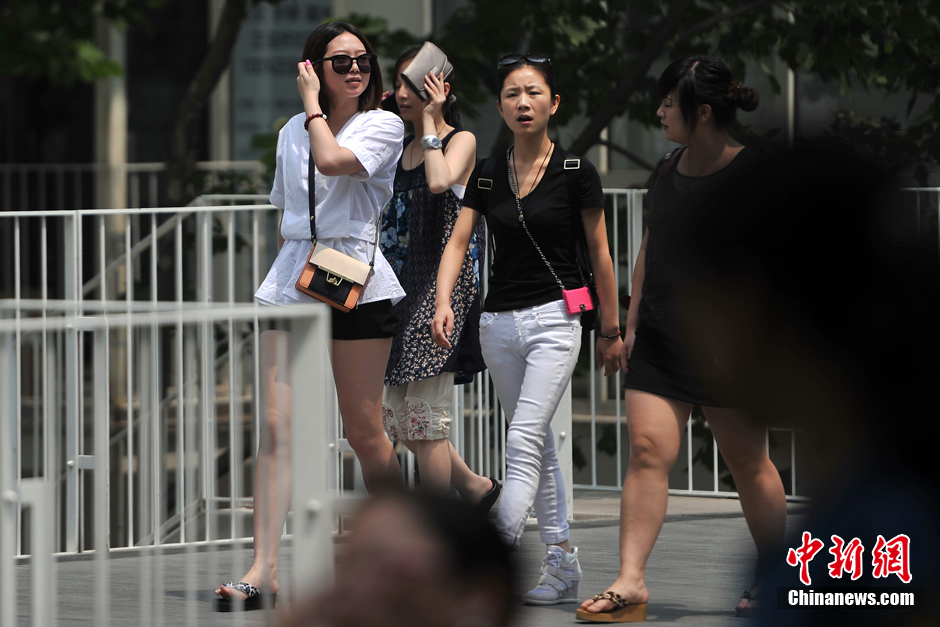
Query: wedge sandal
576 591 647 623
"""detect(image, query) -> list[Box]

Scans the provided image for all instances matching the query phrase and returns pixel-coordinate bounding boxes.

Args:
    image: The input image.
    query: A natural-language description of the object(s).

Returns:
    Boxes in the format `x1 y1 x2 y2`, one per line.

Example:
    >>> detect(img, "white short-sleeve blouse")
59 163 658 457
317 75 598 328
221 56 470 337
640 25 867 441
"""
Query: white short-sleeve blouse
255 109 406 306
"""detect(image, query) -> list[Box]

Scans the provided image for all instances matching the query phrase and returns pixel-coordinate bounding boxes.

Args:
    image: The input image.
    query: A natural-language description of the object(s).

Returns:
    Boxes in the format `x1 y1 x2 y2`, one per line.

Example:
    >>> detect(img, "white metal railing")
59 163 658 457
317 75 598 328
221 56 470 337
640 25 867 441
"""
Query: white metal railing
5 185 931 550
0 161 266 212
0 200 503 559
0 203 281 560
0 300 333 626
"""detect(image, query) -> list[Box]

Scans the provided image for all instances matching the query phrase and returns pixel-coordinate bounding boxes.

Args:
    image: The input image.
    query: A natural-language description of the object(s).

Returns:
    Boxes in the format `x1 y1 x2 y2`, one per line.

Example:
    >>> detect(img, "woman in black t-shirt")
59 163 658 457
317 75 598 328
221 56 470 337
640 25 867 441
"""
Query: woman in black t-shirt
433 54 622 606
578 56 787 622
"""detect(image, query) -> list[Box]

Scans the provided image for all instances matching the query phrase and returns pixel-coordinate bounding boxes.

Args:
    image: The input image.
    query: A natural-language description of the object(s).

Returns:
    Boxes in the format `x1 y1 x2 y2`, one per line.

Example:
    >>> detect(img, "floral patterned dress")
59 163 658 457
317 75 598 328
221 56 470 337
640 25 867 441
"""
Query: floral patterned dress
380 130 485 387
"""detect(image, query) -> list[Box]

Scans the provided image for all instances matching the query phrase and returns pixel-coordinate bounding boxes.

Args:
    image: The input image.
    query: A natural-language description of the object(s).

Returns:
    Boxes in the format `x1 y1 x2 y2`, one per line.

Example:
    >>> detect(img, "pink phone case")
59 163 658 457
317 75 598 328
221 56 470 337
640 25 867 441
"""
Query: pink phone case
563 286 594 315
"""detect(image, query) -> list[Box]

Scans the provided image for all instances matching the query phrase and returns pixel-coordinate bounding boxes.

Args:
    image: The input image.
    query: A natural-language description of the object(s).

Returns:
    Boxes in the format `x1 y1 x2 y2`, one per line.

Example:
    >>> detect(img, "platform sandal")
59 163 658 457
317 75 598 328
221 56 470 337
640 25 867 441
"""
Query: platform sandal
575 591 647 623
213 582 277 612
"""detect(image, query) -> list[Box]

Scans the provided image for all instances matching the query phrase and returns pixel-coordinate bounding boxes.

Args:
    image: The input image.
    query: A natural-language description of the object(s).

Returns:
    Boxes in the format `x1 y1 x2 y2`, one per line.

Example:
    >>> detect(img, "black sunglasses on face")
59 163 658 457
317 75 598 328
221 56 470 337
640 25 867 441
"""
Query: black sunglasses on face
497 53 553 72
317 53 377 74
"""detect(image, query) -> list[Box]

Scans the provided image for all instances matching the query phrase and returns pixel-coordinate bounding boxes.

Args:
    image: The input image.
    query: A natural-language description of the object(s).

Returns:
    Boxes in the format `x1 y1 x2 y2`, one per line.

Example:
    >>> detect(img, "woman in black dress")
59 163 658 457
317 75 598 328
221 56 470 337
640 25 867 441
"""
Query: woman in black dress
578 56 788 622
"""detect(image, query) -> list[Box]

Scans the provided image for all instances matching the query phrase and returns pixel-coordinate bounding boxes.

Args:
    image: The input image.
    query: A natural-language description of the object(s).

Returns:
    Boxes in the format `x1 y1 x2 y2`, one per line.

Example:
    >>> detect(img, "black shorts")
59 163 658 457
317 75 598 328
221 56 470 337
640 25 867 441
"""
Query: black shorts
331 299 398 340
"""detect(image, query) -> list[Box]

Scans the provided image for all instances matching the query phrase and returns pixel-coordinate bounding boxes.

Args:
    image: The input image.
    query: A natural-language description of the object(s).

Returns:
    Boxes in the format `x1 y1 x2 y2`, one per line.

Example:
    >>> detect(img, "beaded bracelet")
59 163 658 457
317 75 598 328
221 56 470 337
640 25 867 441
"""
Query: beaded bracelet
304 112 327 130
599 331 621 340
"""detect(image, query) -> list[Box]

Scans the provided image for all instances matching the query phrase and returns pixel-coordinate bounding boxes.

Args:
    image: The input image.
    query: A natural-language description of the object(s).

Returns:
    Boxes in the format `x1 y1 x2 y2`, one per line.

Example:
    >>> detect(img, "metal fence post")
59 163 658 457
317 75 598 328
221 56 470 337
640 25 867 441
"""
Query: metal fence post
94 326 111 626
290 307 334 597
22 479 56 627
0 333 18 627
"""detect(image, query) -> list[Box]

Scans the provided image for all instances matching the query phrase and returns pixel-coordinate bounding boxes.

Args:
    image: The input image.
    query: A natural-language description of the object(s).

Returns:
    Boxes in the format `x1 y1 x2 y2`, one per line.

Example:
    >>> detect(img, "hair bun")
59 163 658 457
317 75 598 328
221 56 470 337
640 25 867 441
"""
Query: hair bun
728 81 760 112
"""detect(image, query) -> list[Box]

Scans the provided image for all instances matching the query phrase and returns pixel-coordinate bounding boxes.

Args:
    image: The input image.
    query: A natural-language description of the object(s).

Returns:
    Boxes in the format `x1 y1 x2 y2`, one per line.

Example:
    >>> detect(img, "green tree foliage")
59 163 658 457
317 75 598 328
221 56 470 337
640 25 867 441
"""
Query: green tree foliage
342 13 419 60
433 0 940 166
0 0 164 83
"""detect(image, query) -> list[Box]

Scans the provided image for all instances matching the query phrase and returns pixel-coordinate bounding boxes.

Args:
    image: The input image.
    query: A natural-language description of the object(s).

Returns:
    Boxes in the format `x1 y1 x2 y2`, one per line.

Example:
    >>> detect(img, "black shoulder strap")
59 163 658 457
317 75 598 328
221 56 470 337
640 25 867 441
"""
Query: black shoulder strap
441 128 461 149
308 150 316 244
558 151 596 289
648 147 684 189
308 148 379 267
475 157 498 272
561 152 588 252
476 156 497 208
563 154 582 214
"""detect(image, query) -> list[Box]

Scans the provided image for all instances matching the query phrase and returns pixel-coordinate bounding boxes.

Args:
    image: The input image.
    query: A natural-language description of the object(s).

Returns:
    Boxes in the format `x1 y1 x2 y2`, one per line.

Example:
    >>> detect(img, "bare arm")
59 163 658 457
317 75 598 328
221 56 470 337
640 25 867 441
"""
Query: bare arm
622 228 649 371
432 206 481 348
296 61 367 177
420 72 477 193
582 207 623 376
424 131 476 193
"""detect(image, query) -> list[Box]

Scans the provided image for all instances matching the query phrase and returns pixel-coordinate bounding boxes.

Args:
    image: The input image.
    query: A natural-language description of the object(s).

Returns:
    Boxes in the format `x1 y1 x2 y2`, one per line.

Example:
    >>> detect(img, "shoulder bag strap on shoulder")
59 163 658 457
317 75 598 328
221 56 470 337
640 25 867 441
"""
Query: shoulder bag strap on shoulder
308 150 317 245
562 153 592 281
476 157 497 271
309 149 381 268
649 146 685 188
564 154 581 213
476 157 496 204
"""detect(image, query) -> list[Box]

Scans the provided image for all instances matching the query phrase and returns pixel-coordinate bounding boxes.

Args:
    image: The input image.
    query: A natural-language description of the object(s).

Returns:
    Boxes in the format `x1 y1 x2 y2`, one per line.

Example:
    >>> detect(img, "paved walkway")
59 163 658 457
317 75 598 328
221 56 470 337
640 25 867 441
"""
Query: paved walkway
14 493 808 625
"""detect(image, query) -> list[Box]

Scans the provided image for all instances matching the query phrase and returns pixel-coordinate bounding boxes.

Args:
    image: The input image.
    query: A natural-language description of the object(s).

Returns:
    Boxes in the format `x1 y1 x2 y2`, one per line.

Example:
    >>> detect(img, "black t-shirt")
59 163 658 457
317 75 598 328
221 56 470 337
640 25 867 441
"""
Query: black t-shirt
462 147 604 312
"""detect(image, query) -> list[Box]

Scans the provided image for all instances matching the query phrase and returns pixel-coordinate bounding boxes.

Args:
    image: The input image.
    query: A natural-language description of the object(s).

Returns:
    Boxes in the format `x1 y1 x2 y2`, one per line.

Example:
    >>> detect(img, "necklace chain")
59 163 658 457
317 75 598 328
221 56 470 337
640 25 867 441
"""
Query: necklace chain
509 143 552 216
506 144 567 292
507 143 588 291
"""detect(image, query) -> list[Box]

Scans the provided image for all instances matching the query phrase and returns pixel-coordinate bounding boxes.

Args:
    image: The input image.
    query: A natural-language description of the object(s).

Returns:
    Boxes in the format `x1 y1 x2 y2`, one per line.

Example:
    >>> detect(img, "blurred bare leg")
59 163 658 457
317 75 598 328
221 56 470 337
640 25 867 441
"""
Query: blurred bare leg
412 439 451 494
580 390 691 614
401 440 492 500
217 328 292 600
705 407 787 612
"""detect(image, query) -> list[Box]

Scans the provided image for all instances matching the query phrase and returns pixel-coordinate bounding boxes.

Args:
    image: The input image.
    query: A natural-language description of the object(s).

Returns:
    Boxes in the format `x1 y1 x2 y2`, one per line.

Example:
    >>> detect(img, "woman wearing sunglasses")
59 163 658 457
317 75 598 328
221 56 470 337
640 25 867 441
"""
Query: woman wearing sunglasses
433 53 622 605
378 46 498 505
214 21 405 611
578 56 785 622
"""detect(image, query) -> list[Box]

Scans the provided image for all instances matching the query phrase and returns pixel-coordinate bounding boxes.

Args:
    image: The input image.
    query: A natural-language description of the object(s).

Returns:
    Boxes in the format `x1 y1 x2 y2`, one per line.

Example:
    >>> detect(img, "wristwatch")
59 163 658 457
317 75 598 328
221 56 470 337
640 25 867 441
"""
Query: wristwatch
421 135 443 151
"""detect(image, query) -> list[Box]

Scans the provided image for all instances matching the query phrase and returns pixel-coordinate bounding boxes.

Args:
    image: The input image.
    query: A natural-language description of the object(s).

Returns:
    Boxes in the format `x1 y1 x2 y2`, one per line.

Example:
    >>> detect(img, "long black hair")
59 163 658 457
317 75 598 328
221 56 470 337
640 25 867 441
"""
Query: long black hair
301 21 383 116
657 55 759 133
383 45 463 129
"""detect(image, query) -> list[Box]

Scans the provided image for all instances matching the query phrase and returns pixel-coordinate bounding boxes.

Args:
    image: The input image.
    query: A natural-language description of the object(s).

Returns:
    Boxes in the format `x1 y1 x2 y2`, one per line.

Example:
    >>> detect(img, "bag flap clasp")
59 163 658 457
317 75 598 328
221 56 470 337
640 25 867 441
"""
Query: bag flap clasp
308 243 371 284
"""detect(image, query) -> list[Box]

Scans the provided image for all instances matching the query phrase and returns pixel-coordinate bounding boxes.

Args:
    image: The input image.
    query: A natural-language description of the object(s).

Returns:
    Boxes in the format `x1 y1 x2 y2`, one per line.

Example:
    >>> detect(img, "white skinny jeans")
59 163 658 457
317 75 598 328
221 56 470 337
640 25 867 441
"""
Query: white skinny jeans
479 299 581 548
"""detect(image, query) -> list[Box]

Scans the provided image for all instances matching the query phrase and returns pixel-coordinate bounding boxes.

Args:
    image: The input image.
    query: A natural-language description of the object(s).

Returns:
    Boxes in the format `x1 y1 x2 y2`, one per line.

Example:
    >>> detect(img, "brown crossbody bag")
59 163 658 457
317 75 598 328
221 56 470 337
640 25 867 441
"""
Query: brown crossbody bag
295 152 378 312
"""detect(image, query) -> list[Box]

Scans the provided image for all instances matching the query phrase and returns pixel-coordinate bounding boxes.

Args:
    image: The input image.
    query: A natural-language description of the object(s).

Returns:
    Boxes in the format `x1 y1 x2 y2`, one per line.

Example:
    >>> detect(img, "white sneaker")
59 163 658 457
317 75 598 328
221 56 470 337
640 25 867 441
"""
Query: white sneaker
522 546 582 605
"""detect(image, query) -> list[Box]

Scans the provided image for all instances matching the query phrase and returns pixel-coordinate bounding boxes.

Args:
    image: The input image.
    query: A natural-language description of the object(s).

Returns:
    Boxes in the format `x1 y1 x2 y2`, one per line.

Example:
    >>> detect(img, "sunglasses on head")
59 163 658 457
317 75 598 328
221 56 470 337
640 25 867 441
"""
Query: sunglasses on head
497 53 552 71
317 53 377 74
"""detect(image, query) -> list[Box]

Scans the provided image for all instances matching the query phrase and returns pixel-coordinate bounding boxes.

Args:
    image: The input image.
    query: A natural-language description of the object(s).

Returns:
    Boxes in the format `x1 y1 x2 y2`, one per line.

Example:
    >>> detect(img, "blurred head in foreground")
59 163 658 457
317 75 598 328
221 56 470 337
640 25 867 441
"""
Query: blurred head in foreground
674 144 939 624
282 492 515 627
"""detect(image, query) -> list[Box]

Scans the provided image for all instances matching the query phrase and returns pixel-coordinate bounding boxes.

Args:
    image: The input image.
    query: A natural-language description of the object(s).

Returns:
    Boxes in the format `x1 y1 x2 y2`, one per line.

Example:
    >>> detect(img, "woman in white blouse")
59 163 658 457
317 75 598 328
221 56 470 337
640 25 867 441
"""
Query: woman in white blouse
214 21 405 612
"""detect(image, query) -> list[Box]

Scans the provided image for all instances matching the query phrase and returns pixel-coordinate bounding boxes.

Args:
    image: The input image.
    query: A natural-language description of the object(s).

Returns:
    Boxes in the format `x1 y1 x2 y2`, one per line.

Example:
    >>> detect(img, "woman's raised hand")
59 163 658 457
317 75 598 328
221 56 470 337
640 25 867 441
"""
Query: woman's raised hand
431 303 455 349
422 71 447 120
297 60 321 108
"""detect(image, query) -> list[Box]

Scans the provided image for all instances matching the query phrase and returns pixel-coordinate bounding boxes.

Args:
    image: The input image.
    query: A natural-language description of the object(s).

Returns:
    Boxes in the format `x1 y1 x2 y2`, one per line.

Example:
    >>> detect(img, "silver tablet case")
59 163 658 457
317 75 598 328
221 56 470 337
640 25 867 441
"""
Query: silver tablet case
400 42 454 102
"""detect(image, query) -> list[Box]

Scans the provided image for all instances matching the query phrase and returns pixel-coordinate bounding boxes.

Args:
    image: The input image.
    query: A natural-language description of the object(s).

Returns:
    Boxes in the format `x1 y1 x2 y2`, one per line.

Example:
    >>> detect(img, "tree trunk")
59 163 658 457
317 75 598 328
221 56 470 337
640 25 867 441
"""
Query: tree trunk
165 0 248 206
566 0 695 156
